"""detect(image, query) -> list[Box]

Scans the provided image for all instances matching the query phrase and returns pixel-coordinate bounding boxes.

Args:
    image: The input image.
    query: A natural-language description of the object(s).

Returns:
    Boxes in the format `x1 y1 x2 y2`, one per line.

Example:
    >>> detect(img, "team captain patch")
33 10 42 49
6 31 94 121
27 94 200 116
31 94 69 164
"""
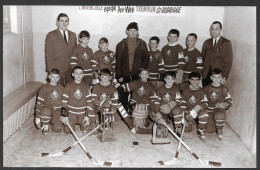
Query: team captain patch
51 90 59 100
74 89 83 99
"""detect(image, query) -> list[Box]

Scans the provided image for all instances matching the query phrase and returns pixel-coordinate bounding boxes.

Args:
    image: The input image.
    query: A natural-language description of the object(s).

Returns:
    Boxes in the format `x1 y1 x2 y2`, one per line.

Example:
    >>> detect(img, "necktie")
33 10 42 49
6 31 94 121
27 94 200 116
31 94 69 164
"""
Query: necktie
63 31 67 43
213 39 217 47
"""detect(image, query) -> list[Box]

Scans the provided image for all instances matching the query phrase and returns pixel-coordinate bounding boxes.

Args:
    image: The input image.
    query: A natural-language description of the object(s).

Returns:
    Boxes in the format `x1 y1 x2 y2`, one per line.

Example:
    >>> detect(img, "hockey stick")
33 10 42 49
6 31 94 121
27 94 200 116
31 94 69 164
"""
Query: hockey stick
66 123 113 166
174 121 186 158
40 124 101 157
158 120 222 167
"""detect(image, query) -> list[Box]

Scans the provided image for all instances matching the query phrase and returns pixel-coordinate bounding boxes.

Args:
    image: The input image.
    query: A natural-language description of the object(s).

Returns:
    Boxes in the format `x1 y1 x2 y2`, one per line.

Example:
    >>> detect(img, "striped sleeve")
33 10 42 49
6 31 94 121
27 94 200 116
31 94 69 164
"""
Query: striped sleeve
196 56 203 73
70 48 78 70
110 52 116 74
180 91 187 111
199 90 208 110
223 86 233 108
177 48 185 70
62 85 70 109
86 90 96 121
149 91 161 113
91 51 99 72
35 87 45 117
110 89 119 110
175 91 182 106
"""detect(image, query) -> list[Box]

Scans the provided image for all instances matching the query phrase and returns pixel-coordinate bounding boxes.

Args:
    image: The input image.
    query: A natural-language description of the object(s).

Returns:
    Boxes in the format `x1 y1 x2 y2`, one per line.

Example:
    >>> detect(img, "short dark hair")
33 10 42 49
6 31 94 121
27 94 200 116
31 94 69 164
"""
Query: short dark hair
189 72 201 79
57 13 69 21
99 37 108 44
149 36 160 43
212 21 222 29
164 71 176 78
100 68 111 76
138 68 149 74
168 29 180 37
79 30 90 39
187 33 197 40
49 68 60 75
212 68 222 75
72 66 83 73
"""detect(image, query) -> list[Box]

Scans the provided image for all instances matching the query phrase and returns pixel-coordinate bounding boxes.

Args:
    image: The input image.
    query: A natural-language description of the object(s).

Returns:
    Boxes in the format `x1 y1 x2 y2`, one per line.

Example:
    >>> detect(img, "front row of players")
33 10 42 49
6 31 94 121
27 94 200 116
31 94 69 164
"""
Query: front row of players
35 67 232 141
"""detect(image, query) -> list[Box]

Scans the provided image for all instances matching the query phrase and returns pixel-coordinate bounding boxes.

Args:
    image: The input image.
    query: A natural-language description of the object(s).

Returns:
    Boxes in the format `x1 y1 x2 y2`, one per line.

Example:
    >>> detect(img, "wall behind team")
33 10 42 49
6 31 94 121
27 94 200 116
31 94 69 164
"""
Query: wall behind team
31 6 224 83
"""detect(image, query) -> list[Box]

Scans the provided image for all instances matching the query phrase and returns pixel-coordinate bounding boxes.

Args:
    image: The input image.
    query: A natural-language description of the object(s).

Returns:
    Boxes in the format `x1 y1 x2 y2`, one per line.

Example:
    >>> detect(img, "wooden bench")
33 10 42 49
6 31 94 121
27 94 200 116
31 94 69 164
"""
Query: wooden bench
3 81 43 142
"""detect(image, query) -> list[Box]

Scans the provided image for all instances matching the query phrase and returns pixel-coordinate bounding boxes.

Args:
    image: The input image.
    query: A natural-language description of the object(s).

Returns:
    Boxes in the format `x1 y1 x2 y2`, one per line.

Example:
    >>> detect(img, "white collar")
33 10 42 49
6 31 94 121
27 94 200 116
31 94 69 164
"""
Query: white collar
59 28 68 34
213 36 221 44
168 42 178 47
189 85 200 90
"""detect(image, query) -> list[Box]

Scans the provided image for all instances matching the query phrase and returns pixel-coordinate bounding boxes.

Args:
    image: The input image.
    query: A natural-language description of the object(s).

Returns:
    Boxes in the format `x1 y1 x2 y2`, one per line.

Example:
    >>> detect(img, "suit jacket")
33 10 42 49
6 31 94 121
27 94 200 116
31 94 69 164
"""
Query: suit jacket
45 29 77 74
201 36 233 79
115 38 149 78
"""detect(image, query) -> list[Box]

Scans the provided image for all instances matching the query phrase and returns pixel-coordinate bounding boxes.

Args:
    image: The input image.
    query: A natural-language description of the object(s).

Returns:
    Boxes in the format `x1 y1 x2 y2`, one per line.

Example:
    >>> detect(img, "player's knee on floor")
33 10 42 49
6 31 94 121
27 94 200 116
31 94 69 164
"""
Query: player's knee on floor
51 123 63 133
40 107 52 125
214 110 226 122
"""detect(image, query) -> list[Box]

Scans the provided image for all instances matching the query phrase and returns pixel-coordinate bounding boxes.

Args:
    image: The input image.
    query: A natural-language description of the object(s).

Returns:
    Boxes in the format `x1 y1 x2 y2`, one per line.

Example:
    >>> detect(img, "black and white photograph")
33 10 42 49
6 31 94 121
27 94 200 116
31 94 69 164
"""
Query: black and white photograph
2 3 257 168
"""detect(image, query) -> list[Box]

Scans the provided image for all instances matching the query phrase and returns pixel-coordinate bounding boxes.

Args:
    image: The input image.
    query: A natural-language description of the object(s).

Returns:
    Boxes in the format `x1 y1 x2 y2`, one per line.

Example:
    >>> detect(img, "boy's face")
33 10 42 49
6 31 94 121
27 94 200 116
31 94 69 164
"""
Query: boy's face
72 69 84 82
80 37 90 46
49 73 60 84
210 23 222 38
57 16 69 31
164 75 174 86
149 40 159 51
186 36 196 48
99 43 109 52
127 29 138 38
168 33 179 44
210 74 222 85
139 70 149 81
100 74 111 84
189 77 200 88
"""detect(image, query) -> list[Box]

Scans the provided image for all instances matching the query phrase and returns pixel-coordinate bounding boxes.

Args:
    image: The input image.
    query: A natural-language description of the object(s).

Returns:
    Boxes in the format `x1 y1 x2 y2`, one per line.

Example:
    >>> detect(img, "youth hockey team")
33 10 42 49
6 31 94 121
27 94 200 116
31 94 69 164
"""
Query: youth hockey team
35 13 233 143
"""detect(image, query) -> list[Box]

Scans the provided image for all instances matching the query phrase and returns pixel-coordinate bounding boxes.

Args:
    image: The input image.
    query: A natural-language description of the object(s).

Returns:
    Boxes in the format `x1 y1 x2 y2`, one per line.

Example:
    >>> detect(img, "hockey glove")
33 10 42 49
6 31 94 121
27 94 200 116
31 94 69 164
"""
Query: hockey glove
185 109 198 122
160 101 176 114
83 116 91 127
215 102 229 109
35 117 41 129
60 107 69 125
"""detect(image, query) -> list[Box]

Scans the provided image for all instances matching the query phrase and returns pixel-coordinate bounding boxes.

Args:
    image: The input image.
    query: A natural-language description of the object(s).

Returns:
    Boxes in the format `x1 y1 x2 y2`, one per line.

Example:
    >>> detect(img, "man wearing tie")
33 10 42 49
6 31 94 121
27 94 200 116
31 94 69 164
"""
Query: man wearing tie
201 21 233 87
45 13 77 86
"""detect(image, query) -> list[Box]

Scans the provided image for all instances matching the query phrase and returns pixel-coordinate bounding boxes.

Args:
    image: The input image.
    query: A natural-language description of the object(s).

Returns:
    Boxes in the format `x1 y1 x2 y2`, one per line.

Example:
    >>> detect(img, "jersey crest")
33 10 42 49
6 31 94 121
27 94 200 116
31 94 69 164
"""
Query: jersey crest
74 89 83 100
175 92 182 100
178 52 184 59
82 52 89 61
51 90 59 101
166 49 171 56
188 95 197 105
102 55 111 65
196 57 203 64
137 86 146 96
210 91 218 101
149 55 154 63
163 92 172 103
100 93 110 101
184 55 189 63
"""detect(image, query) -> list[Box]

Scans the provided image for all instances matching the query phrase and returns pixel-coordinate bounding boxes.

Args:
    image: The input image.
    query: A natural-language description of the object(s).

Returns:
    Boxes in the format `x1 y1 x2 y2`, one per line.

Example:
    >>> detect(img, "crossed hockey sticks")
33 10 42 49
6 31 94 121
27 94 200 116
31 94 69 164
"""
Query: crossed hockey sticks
174 121 186 158
157 119 222 167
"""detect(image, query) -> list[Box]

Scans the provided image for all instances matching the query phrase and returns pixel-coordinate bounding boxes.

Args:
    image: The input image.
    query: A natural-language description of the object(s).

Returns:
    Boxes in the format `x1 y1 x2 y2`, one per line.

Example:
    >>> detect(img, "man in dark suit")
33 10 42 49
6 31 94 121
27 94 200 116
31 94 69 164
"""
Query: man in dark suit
45 13 77 86
201 21 233 87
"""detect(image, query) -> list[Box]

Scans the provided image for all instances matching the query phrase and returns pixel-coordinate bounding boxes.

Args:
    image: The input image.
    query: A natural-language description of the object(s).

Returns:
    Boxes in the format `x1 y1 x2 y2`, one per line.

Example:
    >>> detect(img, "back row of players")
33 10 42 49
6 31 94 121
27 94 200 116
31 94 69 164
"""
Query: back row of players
36 18 233 142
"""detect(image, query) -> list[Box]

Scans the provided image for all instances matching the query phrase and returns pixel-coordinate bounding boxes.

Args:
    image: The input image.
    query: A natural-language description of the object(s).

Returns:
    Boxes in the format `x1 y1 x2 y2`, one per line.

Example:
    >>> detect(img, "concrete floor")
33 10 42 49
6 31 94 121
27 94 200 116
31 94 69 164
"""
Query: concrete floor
3 113 256 168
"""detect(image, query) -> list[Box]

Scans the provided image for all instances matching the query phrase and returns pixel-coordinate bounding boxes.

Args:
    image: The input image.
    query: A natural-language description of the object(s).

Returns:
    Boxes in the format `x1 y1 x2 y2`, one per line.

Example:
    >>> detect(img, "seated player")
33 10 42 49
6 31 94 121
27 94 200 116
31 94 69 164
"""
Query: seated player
182 72 209 141
92 37 117 85
204 68 233 140
35 68 64 135
150 71 183 136
61 66 93 134
120 68 155 133
90 68 118 129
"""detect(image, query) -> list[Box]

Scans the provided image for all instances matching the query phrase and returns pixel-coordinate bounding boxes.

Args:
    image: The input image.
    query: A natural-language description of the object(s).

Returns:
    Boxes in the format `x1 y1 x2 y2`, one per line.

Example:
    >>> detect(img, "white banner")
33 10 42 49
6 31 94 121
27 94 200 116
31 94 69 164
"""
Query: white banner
76 6 185 16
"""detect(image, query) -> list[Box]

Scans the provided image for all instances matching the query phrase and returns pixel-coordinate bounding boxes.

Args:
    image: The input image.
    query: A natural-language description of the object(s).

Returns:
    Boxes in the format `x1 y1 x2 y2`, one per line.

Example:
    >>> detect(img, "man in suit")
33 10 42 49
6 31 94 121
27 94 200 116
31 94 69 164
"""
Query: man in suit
45 13 77 86
201 21 233 87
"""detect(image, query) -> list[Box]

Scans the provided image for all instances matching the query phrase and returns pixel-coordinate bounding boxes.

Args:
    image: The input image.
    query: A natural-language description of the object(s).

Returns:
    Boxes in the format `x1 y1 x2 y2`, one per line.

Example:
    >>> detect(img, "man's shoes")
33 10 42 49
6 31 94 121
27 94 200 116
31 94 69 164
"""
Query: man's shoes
42 125 49 136
175 127 182 137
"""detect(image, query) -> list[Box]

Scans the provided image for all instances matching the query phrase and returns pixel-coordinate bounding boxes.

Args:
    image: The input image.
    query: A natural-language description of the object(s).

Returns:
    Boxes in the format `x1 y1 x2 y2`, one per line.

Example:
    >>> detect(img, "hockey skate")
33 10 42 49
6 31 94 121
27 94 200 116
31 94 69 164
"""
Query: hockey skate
42 125 49 136
216 129 223 140
175 127 182 137
197 129 206 142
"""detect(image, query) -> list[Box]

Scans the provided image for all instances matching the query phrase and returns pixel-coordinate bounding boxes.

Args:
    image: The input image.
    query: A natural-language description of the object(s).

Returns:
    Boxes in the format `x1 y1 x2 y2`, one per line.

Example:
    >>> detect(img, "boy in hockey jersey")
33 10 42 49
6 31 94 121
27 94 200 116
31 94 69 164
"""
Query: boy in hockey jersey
151 71 183 136
121 68 155 132
180 33 203 91
92 37 117 85
35 68 64 135
70 30 94 86
90 68 119 125
183 72 209 141
61 66 93 134
161 29 185 85
148 36 164 90
204 68 232 140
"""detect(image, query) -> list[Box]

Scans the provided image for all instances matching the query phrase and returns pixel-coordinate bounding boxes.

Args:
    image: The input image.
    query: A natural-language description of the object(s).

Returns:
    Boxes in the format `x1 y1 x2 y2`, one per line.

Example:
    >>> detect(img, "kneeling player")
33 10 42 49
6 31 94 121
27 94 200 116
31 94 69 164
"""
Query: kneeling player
182 72 209 141
204 68 232 140
35 68 64 135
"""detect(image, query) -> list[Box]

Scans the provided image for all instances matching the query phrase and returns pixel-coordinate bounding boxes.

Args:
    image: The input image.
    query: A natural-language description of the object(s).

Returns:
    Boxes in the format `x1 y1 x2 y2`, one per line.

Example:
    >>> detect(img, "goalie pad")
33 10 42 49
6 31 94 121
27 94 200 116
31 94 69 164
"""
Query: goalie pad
132 104 149 129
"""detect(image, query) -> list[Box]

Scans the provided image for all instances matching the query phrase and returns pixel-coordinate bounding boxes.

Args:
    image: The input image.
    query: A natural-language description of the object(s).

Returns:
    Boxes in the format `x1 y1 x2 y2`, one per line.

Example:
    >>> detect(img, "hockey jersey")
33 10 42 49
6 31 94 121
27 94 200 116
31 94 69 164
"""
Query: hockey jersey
35 83 64 117
161 44 184 72
62 81 92 115
181 85 208 112
150 83 182 112
204 84 233 112
70 44 94 76
148 50 164 80
122 79 155 104
92 50 116 74
91 83 119 111
182 48 203 74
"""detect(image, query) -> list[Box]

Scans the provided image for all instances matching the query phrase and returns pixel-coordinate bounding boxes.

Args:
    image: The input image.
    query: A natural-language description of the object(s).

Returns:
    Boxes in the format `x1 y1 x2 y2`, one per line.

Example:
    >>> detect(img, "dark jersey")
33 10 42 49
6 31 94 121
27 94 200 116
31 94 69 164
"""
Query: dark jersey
70 44 94 76
181 86 208 112
161 44 184 72
147 50 164 80
182 48 203 74
92 50 115 74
